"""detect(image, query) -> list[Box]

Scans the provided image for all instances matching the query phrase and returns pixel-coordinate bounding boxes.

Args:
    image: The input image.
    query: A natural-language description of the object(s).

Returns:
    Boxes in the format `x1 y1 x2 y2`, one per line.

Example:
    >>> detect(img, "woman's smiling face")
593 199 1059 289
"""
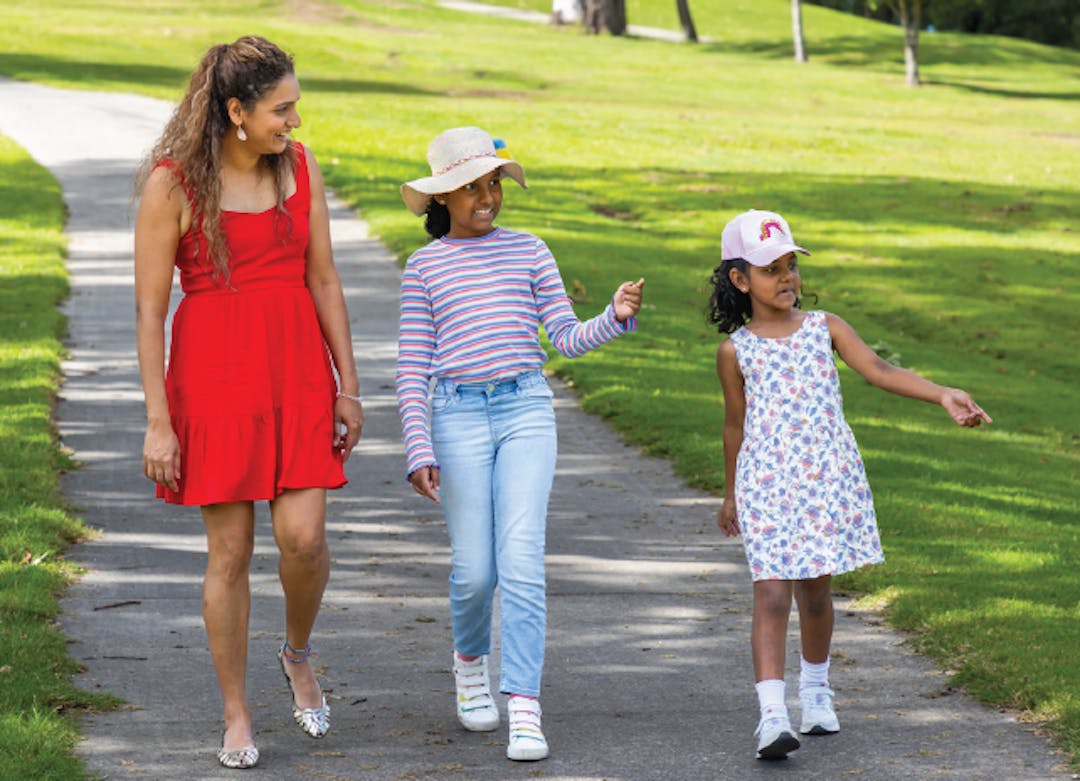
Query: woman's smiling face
237 73 302 153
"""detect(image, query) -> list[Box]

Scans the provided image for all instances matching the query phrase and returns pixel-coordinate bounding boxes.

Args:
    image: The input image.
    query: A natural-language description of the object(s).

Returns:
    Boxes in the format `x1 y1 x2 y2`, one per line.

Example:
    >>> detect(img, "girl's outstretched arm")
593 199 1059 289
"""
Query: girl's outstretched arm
716 339 745 536
826 312 992 427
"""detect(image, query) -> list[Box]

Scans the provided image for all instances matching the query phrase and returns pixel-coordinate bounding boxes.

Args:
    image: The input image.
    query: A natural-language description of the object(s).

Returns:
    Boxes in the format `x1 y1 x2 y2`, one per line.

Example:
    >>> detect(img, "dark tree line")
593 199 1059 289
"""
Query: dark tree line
807 0 1079 49
576 0 1073 87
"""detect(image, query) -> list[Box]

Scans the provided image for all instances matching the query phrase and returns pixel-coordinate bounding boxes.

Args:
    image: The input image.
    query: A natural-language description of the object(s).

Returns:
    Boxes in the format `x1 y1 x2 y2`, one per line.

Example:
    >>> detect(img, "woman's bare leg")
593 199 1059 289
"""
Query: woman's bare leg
201 501 256 751
271 487 330 708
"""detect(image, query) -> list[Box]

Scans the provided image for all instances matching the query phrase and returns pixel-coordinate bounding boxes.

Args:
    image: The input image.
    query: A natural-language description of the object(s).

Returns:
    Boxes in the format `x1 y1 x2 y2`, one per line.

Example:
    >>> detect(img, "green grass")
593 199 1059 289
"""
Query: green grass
0 135 118 779
0 0 1078 769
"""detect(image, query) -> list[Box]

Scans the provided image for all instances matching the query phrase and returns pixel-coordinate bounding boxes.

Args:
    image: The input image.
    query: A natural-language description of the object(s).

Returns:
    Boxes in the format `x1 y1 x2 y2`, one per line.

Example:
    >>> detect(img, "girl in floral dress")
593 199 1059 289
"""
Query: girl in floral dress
707 209 991 760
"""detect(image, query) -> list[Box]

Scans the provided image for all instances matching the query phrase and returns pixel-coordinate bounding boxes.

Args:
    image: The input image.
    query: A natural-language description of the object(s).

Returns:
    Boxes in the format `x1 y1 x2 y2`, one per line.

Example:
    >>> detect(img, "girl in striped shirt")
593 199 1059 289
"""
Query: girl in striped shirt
396 126 643 762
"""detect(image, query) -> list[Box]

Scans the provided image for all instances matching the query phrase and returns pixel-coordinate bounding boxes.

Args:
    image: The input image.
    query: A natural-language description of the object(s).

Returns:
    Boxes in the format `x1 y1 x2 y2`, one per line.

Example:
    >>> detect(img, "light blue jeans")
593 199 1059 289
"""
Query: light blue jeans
431 370 557 697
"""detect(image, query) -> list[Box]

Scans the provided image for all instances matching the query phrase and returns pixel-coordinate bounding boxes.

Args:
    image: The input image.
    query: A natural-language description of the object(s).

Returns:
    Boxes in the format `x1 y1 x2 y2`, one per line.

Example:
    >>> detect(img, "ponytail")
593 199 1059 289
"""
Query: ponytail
424 199 451 239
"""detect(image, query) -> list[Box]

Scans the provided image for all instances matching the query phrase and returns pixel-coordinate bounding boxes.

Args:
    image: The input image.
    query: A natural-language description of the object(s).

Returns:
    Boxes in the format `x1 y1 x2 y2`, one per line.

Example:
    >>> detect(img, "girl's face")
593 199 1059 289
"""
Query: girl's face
438 171 503 239
735 252 802 313
233 73 302 154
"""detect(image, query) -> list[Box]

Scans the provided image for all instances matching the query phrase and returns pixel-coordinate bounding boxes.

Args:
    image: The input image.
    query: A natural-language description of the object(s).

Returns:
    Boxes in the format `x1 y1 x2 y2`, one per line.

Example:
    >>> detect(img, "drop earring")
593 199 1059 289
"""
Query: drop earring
236 124 247 141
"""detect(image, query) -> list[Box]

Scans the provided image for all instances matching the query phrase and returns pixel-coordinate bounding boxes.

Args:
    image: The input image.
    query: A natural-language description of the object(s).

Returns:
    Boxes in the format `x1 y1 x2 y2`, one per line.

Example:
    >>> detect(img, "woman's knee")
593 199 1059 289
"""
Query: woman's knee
277 528 328 565
207 537 254 582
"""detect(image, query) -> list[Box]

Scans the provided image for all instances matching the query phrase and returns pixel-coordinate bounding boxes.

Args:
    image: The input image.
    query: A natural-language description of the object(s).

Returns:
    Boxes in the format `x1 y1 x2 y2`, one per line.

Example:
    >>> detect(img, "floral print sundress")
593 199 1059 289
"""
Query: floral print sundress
730 310 883 581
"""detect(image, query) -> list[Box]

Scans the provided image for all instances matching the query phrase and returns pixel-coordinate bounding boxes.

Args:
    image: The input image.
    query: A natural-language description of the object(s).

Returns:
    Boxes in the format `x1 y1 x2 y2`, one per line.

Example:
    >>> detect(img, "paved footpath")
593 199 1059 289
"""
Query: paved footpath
1 76 1073 781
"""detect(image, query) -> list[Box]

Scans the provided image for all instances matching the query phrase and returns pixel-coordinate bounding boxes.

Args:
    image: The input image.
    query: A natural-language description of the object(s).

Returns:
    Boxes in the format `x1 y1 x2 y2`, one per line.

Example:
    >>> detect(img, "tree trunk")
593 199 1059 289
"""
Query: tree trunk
584 0 626 35
605 0 626 35
584 0 602 33
791 0 807 62
898 0 921 86
676 0 698 43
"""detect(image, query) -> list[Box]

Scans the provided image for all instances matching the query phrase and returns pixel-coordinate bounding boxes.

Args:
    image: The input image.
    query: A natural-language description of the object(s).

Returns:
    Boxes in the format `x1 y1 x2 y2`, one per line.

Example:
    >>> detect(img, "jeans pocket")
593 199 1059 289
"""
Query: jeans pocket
430 390 456 413
517 377 554 400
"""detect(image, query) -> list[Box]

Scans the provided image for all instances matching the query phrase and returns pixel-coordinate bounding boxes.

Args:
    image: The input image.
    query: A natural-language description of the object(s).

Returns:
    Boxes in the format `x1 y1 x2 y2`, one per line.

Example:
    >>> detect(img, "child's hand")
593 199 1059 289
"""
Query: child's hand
941 388 992 427
408 466 441 502
718 497 740 537
613 278 645 323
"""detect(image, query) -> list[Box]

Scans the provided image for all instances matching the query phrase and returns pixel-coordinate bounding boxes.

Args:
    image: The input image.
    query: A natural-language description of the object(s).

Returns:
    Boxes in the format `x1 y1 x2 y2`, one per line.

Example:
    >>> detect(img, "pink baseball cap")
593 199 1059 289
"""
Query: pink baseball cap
721 209 810 267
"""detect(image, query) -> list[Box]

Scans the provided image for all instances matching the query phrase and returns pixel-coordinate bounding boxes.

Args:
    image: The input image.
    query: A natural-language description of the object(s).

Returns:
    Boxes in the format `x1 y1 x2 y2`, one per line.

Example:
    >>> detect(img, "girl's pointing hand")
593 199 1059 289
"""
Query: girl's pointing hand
941 388 992 427
613 278 645 323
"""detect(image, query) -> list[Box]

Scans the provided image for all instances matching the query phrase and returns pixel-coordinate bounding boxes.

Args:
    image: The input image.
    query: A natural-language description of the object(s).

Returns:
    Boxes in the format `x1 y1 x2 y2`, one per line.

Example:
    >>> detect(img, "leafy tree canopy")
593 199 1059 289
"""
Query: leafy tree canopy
806 0 1079 48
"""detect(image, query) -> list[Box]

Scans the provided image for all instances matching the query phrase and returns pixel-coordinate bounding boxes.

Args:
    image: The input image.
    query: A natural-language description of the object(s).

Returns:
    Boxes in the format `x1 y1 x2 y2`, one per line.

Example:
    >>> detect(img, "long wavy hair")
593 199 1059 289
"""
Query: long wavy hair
135 36 296 281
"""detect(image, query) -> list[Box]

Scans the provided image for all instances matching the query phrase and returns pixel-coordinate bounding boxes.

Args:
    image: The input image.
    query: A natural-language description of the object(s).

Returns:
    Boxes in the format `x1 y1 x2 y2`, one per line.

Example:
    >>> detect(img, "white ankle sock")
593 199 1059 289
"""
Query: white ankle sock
799 656 830 691
755 679 786 719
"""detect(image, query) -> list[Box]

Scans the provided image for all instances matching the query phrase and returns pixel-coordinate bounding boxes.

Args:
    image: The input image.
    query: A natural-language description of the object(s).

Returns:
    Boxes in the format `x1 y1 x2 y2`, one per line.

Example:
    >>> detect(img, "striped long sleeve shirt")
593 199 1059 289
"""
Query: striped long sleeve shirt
395 227 637 475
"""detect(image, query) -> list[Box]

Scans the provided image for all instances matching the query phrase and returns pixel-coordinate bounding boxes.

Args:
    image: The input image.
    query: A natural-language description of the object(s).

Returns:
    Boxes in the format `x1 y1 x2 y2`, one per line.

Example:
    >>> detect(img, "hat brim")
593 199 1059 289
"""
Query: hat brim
401 158 527 216
743 244 810 267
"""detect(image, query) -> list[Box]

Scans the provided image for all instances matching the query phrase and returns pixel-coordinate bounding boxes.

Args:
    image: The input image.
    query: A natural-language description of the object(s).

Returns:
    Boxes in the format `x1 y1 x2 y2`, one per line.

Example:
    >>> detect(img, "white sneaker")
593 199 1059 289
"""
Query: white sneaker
755 714 800 760
506 695 548 761
452 652 499 732
800 687 840 734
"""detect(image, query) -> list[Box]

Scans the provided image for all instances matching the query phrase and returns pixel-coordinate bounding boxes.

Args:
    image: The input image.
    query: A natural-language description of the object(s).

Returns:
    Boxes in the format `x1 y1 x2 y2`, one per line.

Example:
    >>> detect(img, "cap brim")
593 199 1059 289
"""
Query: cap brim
401 158 527 216
743 244 810 267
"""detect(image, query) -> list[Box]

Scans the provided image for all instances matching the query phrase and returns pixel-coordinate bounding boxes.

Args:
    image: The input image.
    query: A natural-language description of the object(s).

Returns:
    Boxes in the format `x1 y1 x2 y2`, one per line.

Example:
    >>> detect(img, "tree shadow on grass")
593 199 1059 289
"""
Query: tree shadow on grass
0 54 190 92
693 32 1080 99
0 52 443 97
923 79 1080 100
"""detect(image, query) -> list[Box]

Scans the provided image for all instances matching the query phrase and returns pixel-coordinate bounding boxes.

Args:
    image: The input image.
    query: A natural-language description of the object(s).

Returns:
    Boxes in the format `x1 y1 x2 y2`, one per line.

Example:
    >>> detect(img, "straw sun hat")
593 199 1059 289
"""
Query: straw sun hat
400 126 527 216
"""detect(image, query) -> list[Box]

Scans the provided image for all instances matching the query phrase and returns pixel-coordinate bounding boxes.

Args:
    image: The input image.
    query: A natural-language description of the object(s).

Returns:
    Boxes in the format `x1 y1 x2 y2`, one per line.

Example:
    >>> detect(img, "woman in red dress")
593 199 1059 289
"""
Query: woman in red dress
134 36 363 769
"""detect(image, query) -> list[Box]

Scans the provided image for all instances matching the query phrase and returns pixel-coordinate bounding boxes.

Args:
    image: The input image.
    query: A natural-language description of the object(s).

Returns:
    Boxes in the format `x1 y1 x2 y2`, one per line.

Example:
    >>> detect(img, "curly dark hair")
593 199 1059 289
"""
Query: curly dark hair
706 258 815 334
706 259 753 334
424 199 451 239
136 36 296 280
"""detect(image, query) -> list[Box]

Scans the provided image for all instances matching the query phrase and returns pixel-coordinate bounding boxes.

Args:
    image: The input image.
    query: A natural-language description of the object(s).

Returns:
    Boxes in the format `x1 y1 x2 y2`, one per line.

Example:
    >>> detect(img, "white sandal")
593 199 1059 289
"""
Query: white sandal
278 641 330 738
217 730 258 769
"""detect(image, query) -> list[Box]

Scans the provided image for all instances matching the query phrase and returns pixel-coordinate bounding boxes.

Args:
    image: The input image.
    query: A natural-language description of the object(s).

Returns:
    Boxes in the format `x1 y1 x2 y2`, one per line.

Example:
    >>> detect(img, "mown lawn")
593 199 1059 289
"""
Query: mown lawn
0 0 1077 771
0 135 118 779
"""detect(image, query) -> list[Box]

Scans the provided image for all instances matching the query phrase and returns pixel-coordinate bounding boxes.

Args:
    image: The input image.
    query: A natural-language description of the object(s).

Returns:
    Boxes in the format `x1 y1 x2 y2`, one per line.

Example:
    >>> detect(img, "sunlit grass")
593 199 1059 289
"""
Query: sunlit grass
0 136 119 780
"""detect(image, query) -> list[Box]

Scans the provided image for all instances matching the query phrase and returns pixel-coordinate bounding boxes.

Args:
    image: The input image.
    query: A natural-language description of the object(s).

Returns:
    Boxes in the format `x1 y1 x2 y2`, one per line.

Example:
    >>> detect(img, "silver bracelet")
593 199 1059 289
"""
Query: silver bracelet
337 391 362 403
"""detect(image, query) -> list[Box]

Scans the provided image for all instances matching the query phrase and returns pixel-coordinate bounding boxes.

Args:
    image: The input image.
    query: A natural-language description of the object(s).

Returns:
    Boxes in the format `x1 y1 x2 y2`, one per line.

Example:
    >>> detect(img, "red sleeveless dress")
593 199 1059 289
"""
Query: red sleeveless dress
158 143 347 505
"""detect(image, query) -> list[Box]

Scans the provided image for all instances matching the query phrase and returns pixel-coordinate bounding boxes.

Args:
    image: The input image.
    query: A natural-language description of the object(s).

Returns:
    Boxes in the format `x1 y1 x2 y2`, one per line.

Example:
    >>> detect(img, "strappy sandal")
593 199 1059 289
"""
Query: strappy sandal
277 641 330 738
217 730 258 769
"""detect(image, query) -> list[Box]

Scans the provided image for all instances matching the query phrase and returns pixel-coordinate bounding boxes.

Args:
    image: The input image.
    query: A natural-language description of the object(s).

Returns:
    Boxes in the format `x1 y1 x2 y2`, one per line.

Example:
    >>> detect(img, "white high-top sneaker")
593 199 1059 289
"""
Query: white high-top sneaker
452 652 499 731
506 695 548 761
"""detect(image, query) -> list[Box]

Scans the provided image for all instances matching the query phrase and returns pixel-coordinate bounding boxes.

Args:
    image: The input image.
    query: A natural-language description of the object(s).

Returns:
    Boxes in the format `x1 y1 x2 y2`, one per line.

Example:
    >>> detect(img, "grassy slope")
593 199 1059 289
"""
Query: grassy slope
0 135 117 779
0 0 1077 765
